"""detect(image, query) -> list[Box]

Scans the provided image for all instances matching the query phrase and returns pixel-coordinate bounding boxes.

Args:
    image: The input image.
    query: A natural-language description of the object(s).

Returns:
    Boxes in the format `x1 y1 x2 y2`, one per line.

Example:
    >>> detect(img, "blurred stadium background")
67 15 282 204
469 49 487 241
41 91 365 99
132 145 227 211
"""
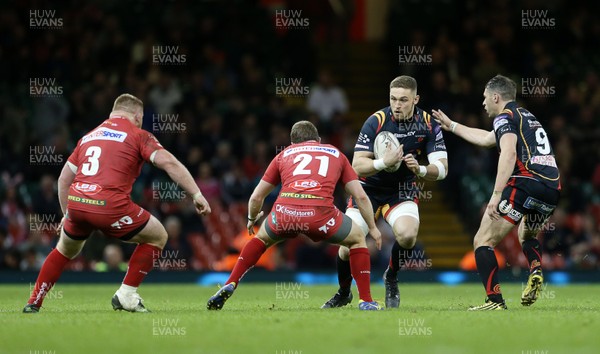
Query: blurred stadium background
1 0 598 283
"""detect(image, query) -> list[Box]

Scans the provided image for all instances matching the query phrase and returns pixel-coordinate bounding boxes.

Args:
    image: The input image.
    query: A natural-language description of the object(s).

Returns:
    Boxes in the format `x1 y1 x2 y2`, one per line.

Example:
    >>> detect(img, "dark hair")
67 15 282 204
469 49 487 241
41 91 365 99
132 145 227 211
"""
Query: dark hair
290 120 319 143
485 75 517 100
390 75 417 91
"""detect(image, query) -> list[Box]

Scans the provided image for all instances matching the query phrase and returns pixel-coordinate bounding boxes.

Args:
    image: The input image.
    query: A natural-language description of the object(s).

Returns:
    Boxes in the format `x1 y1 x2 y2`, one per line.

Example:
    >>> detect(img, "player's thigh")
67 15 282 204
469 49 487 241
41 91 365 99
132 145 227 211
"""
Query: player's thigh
56 228 86 259
518 213 551 243
127 214 167 248
256 220 283 248
387 201 420 240
473 213 515 248
337 220 367 249
345 207 368 236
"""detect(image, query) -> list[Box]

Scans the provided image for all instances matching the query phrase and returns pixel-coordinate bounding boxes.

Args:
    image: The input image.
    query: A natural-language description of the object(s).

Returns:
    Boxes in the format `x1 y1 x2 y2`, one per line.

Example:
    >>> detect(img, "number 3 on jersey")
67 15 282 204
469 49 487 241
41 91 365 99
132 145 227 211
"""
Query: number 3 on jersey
292 154 329 177
81 146 102 176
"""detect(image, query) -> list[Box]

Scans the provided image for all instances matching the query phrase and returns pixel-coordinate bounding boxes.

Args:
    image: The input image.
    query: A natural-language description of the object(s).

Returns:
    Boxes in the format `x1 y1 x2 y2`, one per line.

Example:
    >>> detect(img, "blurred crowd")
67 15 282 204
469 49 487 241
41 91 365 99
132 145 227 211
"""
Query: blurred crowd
0 0 598 272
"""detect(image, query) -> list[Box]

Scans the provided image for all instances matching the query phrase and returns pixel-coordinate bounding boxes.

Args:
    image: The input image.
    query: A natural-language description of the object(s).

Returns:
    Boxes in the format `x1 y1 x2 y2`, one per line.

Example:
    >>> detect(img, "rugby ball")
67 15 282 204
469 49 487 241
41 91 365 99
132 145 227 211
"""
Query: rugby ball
373 131 402 172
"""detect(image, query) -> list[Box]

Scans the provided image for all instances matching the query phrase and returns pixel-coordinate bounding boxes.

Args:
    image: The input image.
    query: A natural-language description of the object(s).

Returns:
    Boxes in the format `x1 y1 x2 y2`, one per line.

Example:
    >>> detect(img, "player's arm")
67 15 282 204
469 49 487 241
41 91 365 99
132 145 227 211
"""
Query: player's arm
58 162 77 214
152 149 211 215
353 115 403 177
344 180 382 250
352 148 403 177
246 180 276 234
487 133 518 220
404 155 448 181
432 109 496 148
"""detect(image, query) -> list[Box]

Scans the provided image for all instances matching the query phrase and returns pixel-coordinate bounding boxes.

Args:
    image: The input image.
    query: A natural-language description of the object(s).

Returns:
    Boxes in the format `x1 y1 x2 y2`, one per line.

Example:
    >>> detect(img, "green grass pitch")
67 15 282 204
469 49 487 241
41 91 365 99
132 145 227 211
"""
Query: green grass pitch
1 283 598 353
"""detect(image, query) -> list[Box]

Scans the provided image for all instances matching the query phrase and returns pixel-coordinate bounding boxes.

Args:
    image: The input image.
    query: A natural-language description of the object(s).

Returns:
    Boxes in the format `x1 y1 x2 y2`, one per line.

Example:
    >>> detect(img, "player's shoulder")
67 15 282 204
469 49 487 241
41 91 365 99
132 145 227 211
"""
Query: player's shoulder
80 120 129 146
319 143 343 157
363 106 391 131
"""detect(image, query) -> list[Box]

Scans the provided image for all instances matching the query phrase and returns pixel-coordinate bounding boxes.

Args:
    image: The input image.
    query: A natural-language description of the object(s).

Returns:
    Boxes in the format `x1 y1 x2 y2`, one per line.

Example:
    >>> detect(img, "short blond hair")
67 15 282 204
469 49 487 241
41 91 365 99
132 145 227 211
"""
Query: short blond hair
112 94 143 113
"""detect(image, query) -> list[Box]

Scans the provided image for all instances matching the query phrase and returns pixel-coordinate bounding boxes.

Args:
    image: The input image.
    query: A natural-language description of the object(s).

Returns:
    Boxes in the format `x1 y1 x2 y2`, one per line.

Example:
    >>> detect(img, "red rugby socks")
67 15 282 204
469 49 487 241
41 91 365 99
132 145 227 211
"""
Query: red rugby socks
123 243 161 287
226 237 267 287
28 248 71 307
349 247 373 302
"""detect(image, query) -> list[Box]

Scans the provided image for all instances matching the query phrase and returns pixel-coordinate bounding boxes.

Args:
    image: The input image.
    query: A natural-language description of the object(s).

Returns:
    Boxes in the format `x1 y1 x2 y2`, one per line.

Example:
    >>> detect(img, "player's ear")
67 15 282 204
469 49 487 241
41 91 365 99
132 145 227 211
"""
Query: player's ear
318 137 321 143
414 94 420 105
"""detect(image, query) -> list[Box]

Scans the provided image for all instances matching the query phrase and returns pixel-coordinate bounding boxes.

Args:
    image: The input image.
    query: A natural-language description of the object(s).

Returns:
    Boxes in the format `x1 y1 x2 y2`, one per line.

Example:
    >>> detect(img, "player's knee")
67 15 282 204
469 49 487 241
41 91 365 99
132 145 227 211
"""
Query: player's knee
156 228 168 248
338 245 350 260
56 233 84 259
473 231 495 249
393 225 418 248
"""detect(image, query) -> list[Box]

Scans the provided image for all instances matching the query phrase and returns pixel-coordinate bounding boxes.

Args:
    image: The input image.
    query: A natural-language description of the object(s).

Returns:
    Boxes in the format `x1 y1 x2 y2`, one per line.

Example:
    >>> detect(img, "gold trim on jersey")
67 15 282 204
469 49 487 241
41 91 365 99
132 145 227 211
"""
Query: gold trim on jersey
516 108 560 182
374 111 385 131
422 111 431 127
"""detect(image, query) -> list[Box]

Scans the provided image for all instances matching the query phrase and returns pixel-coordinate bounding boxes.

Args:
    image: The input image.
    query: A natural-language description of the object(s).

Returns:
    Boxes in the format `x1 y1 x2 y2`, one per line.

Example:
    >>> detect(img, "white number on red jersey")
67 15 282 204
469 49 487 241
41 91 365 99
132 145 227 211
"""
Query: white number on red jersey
81 146 102 176
292 154 330 177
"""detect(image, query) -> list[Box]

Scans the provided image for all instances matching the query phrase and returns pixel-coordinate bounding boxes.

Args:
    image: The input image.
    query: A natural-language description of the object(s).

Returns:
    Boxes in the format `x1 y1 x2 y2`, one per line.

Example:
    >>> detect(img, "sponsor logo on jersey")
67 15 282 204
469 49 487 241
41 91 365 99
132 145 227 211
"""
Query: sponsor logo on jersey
528 119 542 128
521 110 534 118
493 118 509 131
68 195 106 206
498 200 522 221
357 132 370 144
279 192 323 199
318 216 337 234
81 127 128 144
434 142 446 150
523 197 556 214
275 204 315 217
283 145 339 157
355 143 369 150
289 179 322 192
530 155 557 168
72 182 102 195
435 131 443 141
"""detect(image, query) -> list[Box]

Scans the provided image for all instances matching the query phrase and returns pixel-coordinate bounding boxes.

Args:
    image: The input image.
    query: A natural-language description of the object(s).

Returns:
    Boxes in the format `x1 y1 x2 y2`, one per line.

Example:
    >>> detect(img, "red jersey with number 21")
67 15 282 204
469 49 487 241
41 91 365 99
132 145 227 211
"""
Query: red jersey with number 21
66 117 164 213
262 141 357 206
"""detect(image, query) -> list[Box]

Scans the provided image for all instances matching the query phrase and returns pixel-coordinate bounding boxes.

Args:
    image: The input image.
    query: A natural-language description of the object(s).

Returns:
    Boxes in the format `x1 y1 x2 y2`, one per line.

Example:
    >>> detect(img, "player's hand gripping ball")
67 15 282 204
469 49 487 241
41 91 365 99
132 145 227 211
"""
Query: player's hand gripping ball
374 131 402 172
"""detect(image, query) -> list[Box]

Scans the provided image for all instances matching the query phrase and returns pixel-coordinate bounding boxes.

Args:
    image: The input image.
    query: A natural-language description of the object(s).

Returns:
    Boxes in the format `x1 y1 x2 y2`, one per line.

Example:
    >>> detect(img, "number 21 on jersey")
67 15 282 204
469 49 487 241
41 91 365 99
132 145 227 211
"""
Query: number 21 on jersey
292 154 329 177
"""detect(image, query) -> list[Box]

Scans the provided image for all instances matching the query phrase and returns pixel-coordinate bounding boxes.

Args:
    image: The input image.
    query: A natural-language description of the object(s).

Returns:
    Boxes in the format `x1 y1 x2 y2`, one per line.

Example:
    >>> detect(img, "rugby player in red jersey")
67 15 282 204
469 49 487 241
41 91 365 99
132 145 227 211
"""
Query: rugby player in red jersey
433 75 561 310
206 121 383 310
23 94 211 313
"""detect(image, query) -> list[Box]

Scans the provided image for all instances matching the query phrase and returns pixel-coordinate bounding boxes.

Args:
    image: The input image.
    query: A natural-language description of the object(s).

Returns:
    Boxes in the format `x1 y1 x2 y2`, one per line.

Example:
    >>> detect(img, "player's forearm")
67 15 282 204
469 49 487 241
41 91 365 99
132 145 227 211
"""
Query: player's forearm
492 150 516 195
453 123 493 147
57 164 75 215
247 194 264 220
163 159 202 196
57 181 70 215
354 194 377 230
352 156 379 177
418 164 442 181
411 158 447 181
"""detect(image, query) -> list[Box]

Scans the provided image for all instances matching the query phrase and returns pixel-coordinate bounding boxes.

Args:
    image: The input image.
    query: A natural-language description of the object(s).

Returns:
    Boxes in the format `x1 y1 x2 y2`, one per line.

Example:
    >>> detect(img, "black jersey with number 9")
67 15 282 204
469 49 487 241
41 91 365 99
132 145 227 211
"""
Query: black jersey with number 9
492 101 560 190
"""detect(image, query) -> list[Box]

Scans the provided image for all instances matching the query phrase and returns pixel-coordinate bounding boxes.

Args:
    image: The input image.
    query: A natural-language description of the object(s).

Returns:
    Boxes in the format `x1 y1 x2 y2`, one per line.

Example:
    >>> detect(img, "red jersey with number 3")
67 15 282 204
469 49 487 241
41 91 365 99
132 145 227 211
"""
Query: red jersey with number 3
262 141 357 206
66 117 164 213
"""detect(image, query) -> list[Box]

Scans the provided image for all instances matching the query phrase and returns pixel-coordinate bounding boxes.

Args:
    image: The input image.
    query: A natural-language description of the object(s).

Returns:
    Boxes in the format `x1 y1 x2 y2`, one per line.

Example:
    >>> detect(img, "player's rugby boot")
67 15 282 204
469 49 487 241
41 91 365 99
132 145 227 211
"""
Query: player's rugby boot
383 268 400 308
207 283 236 310
358 300 384 311
112 291 150 313
468 298 507 311
521 269 544 306
321 290 353 308
22 304 40 313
